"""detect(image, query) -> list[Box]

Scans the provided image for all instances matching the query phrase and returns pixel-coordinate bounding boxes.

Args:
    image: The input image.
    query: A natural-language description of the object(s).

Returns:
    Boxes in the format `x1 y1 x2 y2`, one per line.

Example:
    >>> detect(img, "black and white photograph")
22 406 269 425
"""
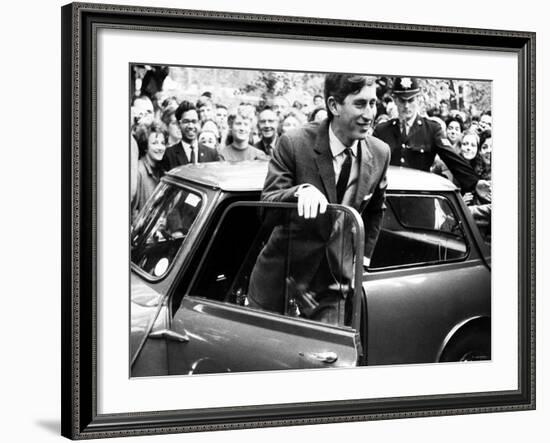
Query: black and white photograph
56 2 537 440
3 0 547 440
129 64 493 377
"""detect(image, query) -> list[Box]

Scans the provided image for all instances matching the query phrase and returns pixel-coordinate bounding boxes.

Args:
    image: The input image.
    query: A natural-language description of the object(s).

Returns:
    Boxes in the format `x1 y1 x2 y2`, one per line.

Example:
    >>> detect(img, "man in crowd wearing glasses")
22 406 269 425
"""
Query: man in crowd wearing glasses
162 100 219 171
254 107 279 157
248 73 390 325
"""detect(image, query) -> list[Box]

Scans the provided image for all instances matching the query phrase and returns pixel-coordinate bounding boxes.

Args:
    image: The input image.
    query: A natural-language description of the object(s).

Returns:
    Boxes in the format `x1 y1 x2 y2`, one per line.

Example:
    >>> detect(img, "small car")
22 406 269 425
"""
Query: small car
130 160 491 376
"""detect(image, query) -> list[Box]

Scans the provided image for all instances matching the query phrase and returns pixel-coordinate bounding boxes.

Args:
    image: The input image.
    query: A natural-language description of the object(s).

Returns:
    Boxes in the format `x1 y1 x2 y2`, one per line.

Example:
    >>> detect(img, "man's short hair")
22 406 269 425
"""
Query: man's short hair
324 74 371 120
216 103 228 111
175 100 197 121
227 105 255 128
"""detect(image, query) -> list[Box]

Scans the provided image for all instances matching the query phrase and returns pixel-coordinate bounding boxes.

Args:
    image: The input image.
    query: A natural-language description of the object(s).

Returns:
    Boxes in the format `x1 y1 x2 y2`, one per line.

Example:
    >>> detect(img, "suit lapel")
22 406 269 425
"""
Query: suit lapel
354 138 375 209
313 121 337 204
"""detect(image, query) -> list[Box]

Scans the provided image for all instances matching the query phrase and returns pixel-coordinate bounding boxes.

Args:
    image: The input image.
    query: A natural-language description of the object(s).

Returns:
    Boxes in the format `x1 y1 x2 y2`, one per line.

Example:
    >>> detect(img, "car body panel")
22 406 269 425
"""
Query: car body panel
363 259 490 364
165 161 457 193
130 273 170 375
130 160 491 376
167 297 358 374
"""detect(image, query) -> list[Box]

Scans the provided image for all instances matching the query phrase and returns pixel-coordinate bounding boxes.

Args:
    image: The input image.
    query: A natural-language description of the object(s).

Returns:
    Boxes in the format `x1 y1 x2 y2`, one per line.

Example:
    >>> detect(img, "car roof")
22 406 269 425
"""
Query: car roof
166 160 457 192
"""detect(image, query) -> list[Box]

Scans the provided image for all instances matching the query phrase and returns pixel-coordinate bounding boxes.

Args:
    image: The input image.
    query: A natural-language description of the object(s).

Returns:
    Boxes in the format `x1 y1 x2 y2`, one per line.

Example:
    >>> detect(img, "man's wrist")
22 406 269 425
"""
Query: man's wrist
293 184 313 198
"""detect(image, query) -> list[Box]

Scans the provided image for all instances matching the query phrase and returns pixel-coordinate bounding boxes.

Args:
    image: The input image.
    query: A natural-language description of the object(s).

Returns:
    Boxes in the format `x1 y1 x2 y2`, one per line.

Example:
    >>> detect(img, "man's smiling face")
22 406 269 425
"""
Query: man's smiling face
179 109 199 143
330 84 377 146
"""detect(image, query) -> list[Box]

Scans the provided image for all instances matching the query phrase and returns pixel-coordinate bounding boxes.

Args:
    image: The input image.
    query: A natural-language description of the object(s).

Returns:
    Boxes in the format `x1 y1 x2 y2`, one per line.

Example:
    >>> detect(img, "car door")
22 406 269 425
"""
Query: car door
165 202 366 375
130 181 209 376
363 192 491 365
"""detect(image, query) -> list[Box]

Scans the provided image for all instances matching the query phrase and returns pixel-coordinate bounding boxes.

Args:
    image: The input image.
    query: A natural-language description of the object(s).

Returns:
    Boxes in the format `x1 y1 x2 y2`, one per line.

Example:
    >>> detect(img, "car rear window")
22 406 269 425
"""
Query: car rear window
369 194 469 269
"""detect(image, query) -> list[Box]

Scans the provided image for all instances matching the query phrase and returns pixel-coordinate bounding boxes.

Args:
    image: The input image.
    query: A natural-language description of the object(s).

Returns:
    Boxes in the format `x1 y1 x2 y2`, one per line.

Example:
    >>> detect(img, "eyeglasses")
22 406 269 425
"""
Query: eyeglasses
180 119 198 125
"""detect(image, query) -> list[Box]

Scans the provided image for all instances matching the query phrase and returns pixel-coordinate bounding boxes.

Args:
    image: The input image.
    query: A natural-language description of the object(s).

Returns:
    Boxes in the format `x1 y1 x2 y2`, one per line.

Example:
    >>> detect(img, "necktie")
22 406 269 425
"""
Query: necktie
190 146 196 164
401 121 408 138
336 148 352 203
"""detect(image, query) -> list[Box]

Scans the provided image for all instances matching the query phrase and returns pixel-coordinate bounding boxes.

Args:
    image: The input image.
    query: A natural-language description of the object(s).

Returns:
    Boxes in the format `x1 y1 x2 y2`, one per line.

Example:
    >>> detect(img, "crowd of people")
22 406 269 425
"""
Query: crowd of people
130 75 492 243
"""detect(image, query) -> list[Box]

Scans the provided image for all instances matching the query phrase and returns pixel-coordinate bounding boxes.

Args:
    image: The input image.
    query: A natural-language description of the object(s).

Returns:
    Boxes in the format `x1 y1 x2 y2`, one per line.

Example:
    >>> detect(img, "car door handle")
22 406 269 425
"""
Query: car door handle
302 351 338 364
148 328 189 343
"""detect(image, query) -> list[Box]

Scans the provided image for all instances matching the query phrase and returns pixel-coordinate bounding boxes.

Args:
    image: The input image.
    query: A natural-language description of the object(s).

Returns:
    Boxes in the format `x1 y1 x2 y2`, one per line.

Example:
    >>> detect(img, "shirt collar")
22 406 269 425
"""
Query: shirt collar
328 123 358 158
401 113 418 129
181 139 198 151
262 135 277 147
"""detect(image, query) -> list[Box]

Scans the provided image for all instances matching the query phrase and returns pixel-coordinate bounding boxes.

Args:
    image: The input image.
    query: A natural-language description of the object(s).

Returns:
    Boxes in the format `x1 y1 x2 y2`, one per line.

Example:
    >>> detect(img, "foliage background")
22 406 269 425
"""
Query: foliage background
133 65 492 115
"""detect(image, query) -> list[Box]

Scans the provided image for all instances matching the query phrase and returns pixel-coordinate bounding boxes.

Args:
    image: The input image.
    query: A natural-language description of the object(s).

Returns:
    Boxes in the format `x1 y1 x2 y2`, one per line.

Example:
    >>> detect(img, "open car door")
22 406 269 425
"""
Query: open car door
165 202 366 375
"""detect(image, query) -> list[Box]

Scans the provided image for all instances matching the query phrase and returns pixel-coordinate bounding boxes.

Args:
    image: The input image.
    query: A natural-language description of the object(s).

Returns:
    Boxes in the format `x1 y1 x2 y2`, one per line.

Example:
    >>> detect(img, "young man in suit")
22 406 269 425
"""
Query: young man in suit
248 74 390 325
161 100 219 171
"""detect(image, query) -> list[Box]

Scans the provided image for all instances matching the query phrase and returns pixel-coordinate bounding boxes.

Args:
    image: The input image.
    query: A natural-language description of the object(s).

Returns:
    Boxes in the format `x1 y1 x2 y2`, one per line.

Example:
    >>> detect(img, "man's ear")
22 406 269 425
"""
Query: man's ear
326 96 339 117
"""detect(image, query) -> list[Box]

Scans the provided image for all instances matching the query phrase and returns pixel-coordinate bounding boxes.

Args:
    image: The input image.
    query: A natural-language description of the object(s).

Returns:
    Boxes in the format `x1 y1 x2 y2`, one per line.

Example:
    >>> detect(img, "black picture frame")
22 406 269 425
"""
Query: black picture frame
61 2 536 439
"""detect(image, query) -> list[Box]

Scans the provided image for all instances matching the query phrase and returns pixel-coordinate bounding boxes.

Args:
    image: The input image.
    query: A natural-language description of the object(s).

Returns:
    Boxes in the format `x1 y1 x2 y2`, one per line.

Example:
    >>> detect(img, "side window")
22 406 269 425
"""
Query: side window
187 204 363 328
369 194 469 269
131 183 203 277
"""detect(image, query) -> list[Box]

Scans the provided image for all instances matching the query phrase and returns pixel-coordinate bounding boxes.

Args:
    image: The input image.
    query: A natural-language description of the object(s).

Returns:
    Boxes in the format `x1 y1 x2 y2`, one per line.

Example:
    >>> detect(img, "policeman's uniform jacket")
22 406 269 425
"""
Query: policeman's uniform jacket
373 115 478 192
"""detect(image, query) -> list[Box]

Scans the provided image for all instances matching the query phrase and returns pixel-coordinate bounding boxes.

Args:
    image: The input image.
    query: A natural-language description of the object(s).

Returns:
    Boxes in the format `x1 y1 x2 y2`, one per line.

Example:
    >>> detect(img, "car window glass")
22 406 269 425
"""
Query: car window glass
369 194 468 269
188 204 361 328
131 183 202 277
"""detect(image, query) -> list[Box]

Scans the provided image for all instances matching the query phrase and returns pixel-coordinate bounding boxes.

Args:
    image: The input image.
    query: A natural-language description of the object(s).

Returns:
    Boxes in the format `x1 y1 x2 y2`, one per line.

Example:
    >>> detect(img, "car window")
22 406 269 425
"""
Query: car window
131 183 203 278
368 194 468 269
187 203 362 328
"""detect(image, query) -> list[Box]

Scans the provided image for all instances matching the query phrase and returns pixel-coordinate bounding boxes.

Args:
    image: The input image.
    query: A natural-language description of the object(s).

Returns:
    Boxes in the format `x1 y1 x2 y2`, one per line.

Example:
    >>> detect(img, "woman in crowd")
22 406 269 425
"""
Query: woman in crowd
459 131 492 244
431 115 464 180
219 106 269 161
308 106 328 123
474 134 492 180
445 115 464 152
198 128 220 154
459 130 479 163
200 119 221 141
281 113 302 135
131 121 168 223
160 106 182 147
469 135 492 243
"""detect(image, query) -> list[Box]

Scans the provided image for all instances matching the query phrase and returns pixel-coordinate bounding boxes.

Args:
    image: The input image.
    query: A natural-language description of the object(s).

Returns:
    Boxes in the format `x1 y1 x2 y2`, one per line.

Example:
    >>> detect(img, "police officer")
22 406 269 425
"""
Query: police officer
373 77 478 192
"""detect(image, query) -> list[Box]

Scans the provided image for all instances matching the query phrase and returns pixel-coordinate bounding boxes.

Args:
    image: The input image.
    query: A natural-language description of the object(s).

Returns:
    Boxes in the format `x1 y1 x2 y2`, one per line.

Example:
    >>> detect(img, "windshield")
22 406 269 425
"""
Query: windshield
131 183 203 278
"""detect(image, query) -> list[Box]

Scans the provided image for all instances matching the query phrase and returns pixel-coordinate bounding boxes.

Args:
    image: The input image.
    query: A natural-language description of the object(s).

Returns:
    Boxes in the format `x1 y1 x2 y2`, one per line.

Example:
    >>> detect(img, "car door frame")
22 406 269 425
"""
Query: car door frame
164 200 367 374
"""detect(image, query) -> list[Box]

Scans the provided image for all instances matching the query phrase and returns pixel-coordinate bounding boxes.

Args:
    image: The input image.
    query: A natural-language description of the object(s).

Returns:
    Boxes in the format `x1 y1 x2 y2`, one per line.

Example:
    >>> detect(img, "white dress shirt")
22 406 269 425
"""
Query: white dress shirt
329 124 360 205
181 140 198 163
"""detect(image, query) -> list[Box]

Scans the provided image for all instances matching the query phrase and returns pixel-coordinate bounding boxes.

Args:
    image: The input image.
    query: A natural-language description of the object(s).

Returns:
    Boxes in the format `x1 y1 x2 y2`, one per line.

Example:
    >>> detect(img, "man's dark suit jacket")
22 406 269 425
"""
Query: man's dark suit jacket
161 141 219 171
254 137 277 156
373 116 478 192
248 119 390 313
